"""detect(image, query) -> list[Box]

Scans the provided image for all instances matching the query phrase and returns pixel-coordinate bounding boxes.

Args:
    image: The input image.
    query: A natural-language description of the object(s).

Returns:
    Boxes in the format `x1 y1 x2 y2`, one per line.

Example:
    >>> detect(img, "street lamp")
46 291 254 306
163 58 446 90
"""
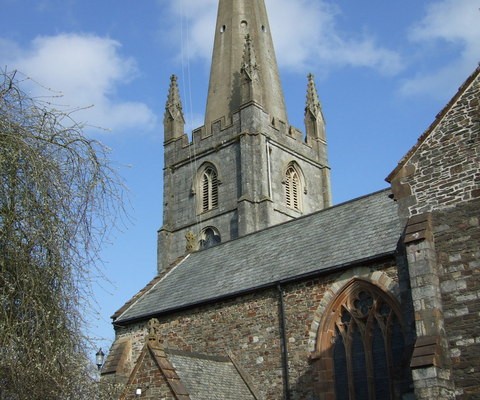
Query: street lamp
95 348 105 371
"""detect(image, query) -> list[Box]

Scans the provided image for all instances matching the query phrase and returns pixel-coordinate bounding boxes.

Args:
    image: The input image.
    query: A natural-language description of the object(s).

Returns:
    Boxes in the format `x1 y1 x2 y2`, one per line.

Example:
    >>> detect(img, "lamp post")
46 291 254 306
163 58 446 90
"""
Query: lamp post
95 348 105 371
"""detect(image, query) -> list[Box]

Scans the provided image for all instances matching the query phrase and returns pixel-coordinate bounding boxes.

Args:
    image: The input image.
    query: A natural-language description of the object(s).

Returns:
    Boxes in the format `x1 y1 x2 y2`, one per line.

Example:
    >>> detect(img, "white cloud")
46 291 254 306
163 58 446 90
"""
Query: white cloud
401 0 480 98
409 0 480 44
165 0 217 64
267 0 403 75
165 0 403 76
1 34 157 133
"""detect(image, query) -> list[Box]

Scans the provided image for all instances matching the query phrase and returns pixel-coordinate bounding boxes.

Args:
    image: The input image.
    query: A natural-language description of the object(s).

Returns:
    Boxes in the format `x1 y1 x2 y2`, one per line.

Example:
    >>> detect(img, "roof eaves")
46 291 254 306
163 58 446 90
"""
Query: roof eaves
114 250 397 326
112 254 191 322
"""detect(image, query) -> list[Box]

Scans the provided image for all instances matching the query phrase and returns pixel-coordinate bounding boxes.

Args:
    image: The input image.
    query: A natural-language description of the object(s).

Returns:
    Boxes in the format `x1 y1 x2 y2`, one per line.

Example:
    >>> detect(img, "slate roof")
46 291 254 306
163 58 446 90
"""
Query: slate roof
115 189 403 323
167 350 258 400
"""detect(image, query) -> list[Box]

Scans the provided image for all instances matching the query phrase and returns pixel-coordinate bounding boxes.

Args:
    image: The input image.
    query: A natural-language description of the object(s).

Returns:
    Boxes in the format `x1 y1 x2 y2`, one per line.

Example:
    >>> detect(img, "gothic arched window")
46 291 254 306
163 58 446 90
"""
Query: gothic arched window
199 227 221 250
199 164 219 213
284 163 303 211
314 280 411 400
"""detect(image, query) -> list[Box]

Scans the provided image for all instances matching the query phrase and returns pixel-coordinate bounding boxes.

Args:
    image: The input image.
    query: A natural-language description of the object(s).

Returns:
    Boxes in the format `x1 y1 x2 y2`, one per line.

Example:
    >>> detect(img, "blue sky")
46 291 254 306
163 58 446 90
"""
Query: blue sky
1 0 479 357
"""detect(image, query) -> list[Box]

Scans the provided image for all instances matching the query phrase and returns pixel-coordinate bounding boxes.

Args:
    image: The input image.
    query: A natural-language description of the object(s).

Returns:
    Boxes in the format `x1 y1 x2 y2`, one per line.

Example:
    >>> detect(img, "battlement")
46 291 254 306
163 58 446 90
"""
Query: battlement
164 103 324 169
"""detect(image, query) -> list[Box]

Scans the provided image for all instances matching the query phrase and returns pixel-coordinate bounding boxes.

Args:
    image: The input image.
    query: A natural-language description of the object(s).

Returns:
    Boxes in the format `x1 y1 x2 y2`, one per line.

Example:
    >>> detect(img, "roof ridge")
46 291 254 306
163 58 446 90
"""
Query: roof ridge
166 349 230 362
227 351 261 400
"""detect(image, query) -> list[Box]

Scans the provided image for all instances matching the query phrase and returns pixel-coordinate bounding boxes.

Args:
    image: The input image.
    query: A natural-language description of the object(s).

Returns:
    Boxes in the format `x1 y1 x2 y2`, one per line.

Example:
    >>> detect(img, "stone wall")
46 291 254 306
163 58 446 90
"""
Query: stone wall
128 289 285 399
388 67 480 399
390 69 480 219
434 199 480 398
112 259 411 399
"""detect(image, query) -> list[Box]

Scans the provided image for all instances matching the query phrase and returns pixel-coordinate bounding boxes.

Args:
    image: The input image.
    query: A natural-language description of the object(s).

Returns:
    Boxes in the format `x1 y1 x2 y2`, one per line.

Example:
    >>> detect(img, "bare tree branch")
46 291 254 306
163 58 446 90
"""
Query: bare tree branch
0 69 126 399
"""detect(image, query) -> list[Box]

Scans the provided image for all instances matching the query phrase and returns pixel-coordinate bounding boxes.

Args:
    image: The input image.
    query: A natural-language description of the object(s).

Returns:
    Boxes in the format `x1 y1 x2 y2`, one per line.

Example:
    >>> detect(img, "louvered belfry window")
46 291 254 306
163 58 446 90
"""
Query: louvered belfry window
315 280 411 400
285 165 301 211
201 166 218 212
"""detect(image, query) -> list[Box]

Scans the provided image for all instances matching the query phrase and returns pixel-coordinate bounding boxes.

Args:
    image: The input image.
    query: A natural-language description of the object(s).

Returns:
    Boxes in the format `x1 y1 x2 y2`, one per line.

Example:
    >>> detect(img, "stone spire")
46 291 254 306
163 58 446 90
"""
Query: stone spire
305 73 326 142
164 75 185 143
204 0 288 130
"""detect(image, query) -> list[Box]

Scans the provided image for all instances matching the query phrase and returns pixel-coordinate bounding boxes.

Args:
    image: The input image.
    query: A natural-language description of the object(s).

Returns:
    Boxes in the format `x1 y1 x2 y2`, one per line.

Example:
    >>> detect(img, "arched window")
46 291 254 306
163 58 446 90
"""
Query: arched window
199 165 218 213
314 280 411 400
199 227 221 250
284 164 302 211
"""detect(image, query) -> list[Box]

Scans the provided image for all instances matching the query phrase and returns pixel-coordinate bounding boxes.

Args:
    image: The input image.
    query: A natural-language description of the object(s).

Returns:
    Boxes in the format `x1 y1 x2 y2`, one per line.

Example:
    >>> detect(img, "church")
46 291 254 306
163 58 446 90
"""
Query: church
101 1 480 399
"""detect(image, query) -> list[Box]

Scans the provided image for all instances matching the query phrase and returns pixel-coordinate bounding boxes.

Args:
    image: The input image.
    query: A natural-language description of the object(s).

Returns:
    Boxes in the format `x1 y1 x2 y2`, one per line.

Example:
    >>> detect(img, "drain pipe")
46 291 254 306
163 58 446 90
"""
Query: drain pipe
277 283 291 400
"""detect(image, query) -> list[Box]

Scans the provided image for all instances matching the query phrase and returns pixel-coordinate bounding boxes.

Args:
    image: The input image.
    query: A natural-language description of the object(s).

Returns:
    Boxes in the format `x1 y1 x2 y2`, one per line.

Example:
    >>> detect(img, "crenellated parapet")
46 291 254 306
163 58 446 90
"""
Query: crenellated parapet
164 101 327 170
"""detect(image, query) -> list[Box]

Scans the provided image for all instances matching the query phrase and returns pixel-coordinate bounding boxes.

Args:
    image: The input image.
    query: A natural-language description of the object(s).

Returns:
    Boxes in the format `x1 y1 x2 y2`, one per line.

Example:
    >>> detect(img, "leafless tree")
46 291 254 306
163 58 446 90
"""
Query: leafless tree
0 70 125 399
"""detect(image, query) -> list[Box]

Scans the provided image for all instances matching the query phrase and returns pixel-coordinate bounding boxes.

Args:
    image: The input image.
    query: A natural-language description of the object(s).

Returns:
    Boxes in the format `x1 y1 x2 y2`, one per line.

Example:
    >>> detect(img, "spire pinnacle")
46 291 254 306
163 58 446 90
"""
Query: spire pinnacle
165 75 183 119
305 73 326 142
305 73 324 120
164 75 185 143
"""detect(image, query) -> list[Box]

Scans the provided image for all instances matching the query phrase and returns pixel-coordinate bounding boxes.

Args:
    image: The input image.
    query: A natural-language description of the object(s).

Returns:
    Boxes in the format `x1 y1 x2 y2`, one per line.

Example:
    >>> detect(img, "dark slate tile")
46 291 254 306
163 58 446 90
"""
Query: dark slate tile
168 351 256 400
117 189 403 322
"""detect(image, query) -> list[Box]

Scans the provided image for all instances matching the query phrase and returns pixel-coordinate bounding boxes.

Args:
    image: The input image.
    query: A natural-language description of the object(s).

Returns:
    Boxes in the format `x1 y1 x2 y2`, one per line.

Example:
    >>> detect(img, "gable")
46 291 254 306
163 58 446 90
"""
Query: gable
387 66 480 215
118 338 258 400
167 350 259 400
120 341 190 400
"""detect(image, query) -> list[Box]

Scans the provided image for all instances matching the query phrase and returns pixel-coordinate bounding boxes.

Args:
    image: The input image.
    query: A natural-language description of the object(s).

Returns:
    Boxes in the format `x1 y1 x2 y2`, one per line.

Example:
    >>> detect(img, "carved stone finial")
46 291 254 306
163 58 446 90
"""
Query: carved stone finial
305 73 322 118
164 75 185 142
241 34 259 82
166 74 184 120
304 73 326 143
185 231 197 253
240 34 263 107
148 318 161 342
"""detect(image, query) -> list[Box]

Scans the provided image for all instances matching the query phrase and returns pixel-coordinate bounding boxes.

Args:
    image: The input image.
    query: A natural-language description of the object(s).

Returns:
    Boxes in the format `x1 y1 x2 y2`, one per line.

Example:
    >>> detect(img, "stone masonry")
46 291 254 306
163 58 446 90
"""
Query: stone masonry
109 260 413 400
388 67 480 399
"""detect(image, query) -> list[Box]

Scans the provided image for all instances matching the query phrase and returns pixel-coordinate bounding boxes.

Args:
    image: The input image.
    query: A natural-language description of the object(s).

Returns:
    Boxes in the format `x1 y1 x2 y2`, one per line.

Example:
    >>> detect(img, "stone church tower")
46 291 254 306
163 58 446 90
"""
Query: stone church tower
159 0 331 270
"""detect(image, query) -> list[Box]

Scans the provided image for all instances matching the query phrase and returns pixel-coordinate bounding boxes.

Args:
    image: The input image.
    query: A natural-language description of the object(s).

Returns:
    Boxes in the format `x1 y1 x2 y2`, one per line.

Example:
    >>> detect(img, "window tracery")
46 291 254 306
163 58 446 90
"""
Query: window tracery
199 227 221 250
314 280 411 400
